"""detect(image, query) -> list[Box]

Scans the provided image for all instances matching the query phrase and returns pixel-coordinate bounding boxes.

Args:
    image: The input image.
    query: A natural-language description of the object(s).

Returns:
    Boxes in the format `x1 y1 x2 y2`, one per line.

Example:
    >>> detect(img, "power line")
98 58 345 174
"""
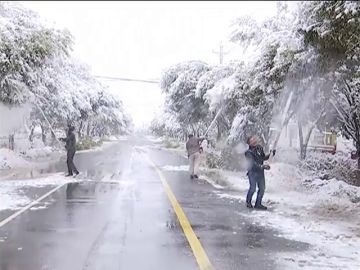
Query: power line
95 75 159 84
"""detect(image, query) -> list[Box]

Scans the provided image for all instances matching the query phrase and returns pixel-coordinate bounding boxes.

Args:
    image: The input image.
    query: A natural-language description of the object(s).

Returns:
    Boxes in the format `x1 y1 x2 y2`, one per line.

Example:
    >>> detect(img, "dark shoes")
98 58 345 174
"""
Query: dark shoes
190 175 199 179
247 202 268 210
190 175 194 179
193 175 199 179
254 204 268 210
66 171 79 177
246 202 253 209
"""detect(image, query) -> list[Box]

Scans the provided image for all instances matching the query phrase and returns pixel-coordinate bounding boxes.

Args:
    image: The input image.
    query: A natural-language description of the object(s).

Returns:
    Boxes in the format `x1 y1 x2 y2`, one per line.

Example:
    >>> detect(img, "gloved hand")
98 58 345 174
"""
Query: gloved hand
262 164 271 170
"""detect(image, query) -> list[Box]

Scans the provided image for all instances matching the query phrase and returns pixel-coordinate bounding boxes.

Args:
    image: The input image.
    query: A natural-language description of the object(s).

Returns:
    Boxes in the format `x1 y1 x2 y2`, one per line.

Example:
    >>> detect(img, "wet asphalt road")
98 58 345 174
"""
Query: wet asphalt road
0 136 309 270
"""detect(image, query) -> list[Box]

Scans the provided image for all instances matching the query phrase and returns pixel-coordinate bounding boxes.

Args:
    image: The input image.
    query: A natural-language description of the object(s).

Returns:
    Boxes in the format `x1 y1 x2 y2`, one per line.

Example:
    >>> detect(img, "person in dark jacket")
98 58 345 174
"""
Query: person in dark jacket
245 135 275 210
60 126 79 177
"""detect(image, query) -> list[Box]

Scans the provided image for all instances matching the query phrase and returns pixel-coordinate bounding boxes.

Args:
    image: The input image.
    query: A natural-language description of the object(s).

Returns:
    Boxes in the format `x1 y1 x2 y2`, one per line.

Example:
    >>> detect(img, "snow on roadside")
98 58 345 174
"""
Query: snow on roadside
145 135 163 143
205 163 360 269
23 146 53 160
0 148 30 170
0 174 75 211
77 141 117 153
161 165 188 172
115 135 129 141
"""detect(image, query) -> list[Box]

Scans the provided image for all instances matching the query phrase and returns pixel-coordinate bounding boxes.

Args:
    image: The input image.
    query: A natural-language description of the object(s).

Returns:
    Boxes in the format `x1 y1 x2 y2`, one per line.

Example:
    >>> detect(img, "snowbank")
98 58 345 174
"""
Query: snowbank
0 174 73 211
23 146 53 160
304 177 360 203
0 148 30 170
161 165 188 172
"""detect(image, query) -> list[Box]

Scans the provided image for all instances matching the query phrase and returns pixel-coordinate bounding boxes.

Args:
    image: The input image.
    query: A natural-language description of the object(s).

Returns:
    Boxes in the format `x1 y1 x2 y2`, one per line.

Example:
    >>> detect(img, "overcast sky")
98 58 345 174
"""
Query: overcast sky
21 1 278 128
22 1 277 79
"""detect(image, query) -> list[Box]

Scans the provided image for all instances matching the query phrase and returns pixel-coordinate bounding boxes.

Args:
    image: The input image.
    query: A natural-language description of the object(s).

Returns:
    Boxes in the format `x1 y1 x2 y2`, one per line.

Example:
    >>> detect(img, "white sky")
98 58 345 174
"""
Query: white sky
21 1 277 128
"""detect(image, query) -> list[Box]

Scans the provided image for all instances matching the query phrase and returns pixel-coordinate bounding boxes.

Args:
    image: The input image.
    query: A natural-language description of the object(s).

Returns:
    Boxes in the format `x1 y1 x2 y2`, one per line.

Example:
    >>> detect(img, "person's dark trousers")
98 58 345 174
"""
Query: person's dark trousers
67 149 79 175
246 172 265 206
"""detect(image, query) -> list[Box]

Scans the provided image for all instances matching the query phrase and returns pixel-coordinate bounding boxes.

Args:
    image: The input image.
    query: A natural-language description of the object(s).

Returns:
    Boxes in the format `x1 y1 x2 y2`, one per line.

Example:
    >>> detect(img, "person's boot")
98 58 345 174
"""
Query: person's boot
190 175 194 179
254 204 268 210
65 173 73 177
246 202 253 208
193 175 199 179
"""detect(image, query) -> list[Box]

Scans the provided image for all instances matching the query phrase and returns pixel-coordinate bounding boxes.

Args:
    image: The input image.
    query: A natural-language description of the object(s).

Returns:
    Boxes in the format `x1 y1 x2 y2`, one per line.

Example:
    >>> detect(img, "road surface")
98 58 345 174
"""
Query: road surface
0 136 309 270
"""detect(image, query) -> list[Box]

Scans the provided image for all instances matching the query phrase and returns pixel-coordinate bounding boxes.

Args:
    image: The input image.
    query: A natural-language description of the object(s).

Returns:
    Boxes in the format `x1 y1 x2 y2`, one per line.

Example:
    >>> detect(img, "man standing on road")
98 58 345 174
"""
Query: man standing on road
60 126 79 177
186 134 205 179
245 135 275 210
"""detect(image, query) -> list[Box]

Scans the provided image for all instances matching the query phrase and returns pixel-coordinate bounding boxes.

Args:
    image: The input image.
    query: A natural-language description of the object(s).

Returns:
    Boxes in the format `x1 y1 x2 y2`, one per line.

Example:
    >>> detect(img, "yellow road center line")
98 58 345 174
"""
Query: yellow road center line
0 183 66 228
146 158 214 270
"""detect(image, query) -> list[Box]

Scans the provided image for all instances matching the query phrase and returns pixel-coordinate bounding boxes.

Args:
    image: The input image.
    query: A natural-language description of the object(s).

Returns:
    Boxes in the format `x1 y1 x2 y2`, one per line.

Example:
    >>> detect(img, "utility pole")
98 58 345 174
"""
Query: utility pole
212 41 229 65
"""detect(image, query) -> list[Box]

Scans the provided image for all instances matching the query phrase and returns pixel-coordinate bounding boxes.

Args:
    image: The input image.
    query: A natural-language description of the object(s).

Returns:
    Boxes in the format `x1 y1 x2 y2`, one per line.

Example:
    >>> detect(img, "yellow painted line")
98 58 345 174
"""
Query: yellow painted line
0 183 66 228
146 158 215 270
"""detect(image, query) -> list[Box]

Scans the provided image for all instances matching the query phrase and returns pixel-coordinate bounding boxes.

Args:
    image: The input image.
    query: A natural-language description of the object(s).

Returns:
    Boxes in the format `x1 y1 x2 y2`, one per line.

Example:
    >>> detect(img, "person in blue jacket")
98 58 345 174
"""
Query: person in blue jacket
245 135 275 210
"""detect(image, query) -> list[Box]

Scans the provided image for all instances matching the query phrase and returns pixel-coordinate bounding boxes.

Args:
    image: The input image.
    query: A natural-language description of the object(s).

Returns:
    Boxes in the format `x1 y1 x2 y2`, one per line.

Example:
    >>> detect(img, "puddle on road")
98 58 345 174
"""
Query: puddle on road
64 182 121 202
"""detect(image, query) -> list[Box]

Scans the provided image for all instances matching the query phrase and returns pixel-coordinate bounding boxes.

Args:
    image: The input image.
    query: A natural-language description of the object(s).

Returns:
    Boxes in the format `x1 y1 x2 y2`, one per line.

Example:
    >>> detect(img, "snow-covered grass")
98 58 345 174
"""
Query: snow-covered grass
76 140 117 153
158 137 187 158
0 174 73 211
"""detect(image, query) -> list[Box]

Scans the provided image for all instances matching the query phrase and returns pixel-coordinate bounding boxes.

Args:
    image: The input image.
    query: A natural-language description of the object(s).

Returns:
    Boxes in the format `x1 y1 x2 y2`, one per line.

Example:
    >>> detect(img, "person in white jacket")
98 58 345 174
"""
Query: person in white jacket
186 134 205 179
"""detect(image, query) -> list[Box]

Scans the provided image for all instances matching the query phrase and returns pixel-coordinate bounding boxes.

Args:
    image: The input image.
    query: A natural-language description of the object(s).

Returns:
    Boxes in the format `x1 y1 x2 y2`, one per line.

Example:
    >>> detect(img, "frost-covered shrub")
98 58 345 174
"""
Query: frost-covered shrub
163 139 180 149
301 151 359 185
76 137 103 151
205 145 246 171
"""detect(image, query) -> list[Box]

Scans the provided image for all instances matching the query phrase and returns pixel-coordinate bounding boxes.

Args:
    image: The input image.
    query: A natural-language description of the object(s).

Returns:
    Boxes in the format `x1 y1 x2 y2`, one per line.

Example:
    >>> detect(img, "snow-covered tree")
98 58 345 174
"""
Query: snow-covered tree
298 1 360 75
0 2 131 147
160 61 210 137
153 0 360 168
290 1 360 159
332 78 360 169
197 64 237 140
150 109 185 140
0 2 72 105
